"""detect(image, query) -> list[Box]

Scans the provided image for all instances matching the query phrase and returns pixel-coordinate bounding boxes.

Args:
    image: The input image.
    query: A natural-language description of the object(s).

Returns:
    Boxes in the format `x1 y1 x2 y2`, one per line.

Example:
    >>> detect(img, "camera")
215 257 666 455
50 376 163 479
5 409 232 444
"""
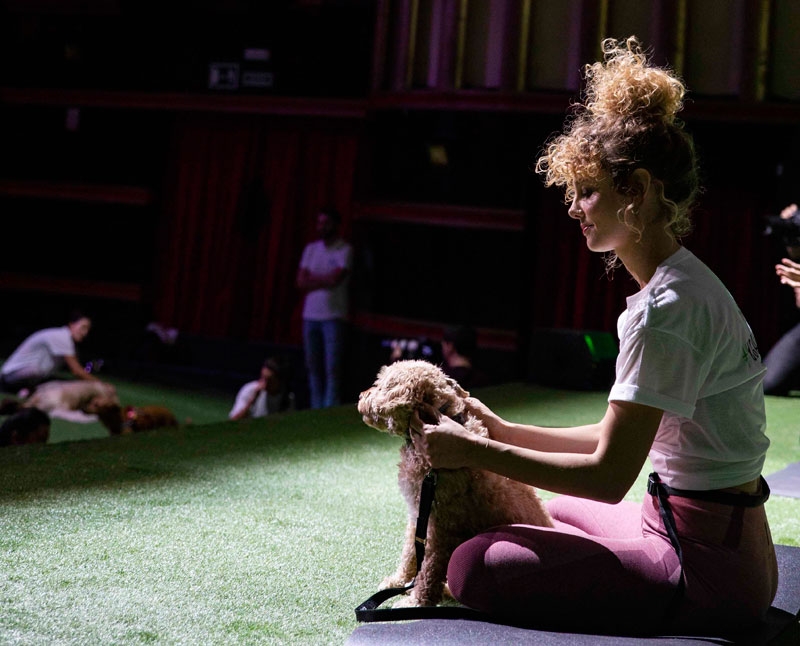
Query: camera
764 212 800 245
381 337 440 362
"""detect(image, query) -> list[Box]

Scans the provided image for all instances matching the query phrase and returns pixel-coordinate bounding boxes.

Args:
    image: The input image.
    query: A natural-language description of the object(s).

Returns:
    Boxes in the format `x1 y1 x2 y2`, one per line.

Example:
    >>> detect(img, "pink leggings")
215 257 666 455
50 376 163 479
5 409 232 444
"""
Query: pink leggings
447 493 778 635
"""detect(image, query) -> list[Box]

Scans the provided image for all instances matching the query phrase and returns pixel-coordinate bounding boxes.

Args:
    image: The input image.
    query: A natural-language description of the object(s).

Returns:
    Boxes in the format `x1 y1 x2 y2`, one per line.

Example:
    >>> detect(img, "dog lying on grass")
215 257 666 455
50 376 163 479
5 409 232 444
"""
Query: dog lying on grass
85 397 180 435
358 359 553 607
23 380 119 422
1 382 179 438
0 380 119 423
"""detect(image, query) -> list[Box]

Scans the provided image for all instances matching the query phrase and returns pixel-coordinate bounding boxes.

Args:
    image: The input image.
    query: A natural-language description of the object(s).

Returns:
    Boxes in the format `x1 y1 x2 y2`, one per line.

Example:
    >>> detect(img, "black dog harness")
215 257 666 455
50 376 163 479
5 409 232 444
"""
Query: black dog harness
647 472 770 626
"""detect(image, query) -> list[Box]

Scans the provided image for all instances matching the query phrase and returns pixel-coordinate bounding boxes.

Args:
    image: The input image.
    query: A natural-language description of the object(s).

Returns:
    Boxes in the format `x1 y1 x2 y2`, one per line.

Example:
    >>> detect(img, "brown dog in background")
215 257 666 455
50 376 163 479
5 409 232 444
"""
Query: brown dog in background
85 397 179 435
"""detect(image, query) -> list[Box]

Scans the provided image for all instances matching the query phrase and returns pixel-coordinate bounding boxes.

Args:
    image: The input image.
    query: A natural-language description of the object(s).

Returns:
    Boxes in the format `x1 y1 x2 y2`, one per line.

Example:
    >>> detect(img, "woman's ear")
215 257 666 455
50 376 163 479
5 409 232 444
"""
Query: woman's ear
628 168 652 208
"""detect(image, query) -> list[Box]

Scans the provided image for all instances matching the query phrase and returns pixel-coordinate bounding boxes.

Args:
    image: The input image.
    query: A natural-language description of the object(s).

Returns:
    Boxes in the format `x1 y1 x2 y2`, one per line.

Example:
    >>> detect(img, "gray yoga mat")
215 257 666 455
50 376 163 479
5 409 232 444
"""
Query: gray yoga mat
767 462 800 499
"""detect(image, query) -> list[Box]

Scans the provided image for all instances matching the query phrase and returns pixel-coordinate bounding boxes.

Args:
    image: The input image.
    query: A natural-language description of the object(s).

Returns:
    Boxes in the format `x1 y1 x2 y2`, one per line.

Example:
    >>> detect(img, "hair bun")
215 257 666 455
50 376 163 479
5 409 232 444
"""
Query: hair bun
584 37 685 124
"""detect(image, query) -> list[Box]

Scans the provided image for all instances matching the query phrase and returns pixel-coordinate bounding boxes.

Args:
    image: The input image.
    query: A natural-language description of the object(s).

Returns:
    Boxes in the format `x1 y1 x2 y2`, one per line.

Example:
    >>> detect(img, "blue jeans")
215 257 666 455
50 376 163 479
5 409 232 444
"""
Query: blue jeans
303 318 346 409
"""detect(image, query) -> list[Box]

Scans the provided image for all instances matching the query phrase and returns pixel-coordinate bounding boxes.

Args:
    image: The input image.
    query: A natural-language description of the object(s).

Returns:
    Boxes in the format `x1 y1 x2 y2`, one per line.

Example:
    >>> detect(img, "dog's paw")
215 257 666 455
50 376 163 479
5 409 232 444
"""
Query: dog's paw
442 582 454 600
380 575 410 590
392 594 421 608
396 589 442 608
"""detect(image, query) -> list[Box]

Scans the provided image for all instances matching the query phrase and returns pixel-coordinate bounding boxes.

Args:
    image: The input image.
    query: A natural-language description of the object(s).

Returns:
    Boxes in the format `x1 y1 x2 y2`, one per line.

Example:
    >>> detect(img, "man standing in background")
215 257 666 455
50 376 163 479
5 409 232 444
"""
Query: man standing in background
296 207 353 409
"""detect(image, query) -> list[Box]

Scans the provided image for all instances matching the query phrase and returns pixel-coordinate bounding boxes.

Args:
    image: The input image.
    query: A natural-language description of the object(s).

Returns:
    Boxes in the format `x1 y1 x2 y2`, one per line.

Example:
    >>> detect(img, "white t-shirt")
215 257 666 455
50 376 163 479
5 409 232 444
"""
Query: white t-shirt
299 238 353 321
228 381 284 419
609 247 768 490
1 326 76 380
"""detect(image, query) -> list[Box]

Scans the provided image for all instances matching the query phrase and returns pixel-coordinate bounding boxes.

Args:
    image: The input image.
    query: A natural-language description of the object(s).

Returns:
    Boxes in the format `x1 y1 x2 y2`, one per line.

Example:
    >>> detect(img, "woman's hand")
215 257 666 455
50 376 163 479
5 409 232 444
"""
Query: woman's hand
463 396 506 435
409 403 482 470
776 257 800 288
780 203 798 220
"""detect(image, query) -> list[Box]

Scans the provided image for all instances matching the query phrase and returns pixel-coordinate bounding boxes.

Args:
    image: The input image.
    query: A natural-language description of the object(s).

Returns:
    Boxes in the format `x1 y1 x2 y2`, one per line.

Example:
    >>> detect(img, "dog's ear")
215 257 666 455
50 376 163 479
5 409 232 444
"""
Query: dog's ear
378 380 418 408
444 375 470 399
424 371 470 419
381 404 414 435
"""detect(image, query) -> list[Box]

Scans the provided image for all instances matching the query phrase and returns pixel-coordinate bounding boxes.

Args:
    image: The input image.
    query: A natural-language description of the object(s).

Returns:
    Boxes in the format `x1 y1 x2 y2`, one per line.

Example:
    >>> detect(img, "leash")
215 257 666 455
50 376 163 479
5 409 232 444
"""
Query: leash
647 472 770 628
413 470 437 573
355 405 486 623
354 469 486 622
355 470 435 621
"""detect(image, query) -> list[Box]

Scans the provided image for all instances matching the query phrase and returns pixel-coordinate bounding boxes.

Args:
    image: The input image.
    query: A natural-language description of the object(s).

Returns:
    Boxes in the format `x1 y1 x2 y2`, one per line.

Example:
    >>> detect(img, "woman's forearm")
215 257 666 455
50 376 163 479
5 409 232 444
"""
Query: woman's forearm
467 401 663 502
491 420 601 455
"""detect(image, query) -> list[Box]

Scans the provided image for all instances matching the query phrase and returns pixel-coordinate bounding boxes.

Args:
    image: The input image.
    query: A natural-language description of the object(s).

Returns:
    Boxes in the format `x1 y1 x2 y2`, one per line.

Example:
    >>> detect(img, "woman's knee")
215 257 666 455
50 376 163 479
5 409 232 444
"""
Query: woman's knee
447 527 556 611
447 534 491 603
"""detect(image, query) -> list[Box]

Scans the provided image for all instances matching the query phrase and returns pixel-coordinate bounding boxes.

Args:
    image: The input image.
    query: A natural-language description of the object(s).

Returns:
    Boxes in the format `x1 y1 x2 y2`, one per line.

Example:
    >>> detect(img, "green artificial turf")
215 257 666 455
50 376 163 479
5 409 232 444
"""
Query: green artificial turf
1 380 798 645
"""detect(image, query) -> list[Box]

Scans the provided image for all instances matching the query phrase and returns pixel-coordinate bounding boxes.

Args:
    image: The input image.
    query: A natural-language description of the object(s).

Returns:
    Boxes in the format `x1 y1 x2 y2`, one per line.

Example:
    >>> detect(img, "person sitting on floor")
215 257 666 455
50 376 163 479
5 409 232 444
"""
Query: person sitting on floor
409 37 776 636
0 310 98 396
441 325 489 390
229 357 292 420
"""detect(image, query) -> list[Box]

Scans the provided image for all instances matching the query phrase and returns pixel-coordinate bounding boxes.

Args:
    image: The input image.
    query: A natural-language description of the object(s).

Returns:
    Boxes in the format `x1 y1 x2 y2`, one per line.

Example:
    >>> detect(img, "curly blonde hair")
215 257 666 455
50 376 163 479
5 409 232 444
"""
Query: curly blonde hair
535 37 699 239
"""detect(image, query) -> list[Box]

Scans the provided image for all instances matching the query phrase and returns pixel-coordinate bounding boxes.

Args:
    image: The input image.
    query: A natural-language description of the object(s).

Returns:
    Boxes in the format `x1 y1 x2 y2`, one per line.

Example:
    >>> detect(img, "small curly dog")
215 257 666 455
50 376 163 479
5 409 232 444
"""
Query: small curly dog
358 359 553 607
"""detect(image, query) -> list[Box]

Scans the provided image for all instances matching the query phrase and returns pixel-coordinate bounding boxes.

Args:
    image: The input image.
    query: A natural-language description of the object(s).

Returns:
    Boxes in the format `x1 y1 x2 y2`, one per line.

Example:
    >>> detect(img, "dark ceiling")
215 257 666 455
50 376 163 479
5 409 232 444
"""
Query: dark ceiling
0 1 376 96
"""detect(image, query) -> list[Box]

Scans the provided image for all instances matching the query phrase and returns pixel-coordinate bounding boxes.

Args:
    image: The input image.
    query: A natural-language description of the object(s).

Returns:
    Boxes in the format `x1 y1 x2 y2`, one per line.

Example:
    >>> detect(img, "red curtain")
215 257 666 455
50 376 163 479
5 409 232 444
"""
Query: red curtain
151 113 787 361
152 114 361 345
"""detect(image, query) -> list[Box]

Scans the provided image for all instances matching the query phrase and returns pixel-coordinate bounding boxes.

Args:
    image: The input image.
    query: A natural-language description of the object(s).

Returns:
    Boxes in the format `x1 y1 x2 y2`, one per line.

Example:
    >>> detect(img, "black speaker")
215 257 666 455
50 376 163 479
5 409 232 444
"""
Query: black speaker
528 328 618 391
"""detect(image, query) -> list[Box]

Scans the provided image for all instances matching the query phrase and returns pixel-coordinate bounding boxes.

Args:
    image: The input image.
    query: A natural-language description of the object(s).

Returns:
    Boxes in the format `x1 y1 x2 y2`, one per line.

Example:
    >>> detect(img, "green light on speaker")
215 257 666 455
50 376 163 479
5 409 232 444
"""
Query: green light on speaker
584 334 597 360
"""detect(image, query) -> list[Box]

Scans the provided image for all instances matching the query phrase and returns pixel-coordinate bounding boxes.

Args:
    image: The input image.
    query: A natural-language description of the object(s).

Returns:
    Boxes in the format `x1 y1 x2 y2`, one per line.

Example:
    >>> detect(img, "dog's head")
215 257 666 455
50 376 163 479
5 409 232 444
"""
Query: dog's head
357 360 469 438
78 383 119 414
86 398 125 435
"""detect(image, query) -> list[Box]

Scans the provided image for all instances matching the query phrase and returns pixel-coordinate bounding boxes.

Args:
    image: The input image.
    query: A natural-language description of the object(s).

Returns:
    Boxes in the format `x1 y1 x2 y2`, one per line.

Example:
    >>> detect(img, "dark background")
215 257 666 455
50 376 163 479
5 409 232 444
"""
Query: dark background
1 0 799 403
